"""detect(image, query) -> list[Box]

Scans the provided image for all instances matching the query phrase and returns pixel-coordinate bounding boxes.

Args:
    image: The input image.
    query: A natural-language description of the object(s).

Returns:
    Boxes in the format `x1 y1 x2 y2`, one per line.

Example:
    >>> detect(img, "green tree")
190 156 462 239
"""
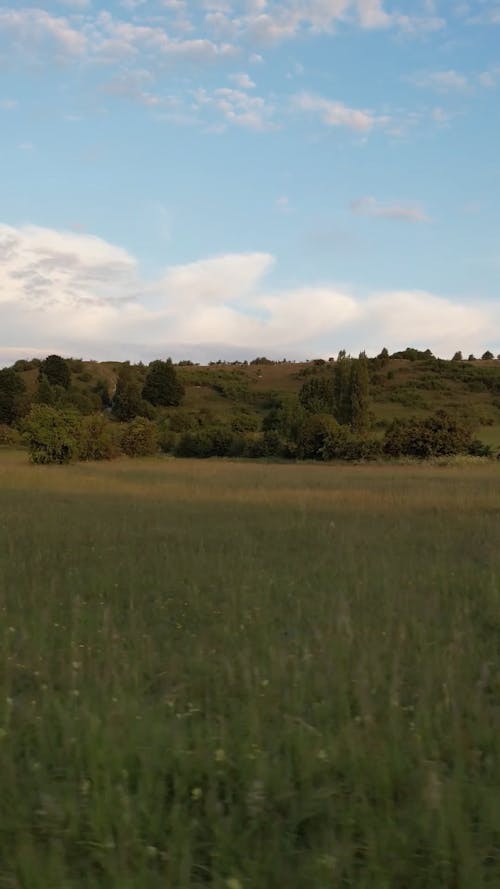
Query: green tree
40 354 70 389
92 377 112 408
34 375 56 406
112 364 144 421
452 351 463 361
299 376 334 414
333 354 352 425
349 353 370 434
142 358 184 407
481 350 494 360
0 368 27 425
22 405 80 464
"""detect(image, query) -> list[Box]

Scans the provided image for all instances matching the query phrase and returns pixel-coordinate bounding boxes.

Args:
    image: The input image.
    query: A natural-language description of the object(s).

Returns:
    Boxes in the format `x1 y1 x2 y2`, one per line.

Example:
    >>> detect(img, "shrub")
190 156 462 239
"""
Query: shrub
22 405 81 464
79 415 119 461
0 424 21 447
468 439 492 457
383 411 473 459
120 418 158 457
297 414 341 460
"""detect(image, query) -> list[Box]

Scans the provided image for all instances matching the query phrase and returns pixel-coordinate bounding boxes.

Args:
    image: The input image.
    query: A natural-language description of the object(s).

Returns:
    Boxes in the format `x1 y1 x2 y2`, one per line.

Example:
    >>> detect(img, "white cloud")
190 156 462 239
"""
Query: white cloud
0 7 237 66
195 86 277 129
0 7 87 58
292 91 381 132
412 69 471 92
1 222 497 364
0 99 18 110
351 196 431 223
229 71 256 89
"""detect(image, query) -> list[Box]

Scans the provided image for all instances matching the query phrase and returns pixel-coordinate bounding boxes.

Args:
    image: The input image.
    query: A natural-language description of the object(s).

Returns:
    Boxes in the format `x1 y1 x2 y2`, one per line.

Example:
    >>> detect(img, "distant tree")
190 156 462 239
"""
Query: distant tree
468 354 476 361
40 354 70 389
481 350 494 360
142 358 184 407
452 351 463 361
377 347 390 367
299 376 334 415
92 377 112 409
22 405 80 464
34 375 56 406
112 364 144 421
349 353 370 434
0 368 27 425
333 354 352 425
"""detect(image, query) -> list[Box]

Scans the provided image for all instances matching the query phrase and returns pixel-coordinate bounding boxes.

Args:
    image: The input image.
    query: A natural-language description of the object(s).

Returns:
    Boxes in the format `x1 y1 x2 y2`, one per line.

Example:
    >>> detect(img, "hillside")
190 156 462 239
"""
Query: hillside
7 351 500 453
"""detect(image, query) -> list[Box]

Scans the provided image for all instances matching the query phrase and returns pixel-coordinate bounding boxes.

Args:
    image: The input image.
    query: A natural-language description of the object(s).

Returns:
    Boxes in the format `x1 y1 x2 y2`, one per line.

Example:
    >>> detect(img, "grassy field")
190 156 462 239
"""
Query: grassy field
0 451 499 888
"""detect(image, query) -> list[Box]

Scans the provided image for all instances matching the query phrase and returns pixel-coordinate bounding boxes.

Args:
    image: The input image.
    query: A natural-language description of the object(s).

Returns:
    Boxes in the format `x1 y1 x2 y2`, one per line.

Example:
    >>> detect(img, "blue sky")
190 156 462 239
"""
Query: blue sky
1 0 499 363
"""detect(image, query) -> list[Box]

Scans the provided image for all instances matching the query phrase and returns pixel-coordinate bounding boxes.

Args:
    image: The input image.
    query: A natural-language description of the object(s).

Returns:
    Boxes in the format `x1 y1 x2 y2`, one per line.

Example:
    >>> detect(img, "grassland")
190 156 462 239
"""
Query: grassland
0 451 499 888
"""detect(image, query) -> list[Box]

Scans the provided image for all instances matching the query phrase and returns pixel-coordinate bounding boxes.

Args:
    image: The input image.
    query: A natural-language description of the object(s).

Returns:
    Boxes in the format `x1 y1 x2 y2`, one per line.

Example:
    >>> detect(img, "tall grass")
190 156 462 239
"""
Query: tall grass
0 452 499 888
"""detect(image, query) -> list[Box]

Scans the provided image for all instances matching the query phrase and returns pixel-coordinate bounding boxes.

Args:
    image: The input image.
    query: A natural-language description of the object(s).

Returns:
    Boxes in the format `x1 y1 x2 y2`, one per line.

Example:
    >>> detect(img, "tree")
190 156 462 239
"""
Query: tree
34 375 56 406
481 350 494 360
452 351 463 361
112 364 144 421
40 354 70 389
333 354 352 425
0 368 27 425
142 358 184 407
349 353 370 434
299 376 334 415
377 347 390 367
468 354 476 361
22 405 80 464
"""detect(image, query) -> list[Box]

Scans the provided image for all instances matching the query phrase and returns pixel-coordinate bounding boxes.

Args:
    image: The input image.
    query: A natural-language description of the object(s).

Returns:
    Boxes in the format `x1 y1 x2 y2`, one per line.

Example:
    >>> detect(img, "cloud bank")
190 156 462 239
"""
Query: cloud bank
1 223 497 365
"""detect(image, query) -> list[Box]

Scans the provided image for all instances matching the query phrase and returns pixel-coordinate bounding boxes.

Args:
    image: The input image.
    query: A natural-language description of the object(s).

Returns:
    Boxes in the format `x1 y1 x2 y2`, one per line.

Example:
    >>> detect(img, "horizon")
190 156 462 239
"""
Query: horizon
1 1 500 364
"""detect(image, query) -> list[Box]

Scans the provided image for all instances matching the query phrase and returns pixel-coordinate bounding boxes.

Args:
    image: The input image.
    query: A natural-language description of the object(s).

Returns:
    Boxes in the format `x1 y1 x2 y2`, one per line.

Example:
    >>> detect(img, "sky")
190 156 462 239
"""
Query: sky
1 0 499 365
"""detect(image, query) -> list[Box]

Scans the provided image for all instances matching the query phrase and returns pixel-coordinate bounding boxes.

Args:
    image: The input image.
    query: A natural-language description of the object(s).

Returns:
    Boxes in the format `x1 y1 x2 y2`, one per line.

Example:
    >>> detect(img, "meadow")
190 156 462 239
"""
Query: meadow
0 450 499 888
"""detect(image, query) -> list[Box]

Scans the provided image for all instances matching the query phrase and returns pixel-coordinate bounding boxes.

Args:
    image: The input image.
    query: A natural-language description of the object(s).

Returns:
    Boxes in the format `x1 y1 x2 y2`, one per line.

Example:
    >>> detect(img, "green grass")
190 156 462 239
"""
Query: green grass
1 452 499 888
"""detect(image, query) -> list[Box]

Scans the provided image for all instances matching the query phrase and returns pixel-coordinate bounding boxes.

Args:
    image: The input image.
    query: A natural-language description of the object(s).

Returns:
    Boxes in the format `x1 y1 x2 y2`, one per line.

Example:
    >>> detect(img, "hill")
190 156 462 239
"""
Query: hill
3 350 500 458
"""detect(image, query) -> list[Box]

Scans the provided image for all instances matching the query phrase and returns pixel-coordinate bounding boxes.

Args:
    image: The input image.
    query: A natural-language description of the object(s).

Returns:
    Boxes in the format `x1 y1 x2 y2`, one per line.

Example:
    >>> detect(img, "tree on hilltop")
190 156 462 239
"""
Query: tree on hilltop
40 354 70 389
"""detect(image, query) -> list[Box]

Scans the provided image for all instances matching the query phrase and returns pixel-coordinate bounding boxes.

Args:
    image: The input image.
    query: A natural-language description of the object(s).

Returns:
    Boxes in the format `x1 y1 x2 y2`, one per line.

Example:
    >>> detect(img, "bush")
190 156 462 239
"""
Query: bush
383 411 473 459
468 439 492 457
0 424 21 447
230 412 259 434
79 414 119 461
120 418 158 457
297 414 341 460
22 405 81 464
175 427 236 458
